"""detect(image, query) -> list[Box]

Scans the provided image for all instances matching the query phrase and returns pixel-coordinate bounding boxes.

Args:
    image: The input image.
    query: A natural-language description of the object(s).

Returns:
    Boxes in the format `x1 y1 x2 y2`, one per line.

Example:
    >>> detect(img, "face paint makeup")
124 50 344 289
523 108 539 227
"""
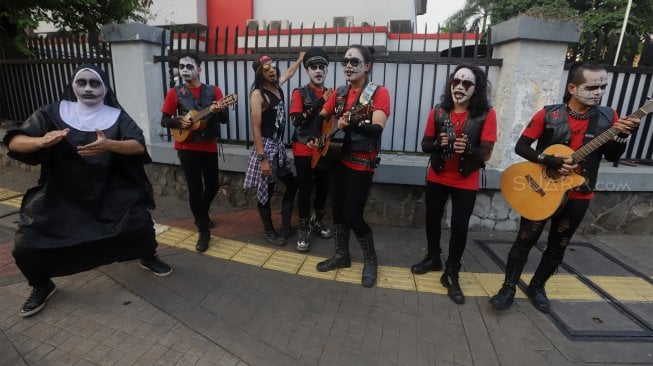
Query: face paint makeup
450 68 476 104
307 63 328 86
342 48 367 83
178 56 199 82
572 69 608 107
73 69 106 107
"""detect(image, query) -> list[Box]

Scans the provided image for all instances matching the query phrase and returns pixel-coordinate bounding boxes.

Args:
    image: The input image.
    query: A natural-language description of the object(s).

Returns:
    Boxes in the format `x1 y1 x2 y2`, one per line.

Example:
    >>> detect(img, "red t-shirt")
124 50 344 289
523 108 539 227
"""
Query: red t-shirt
161 84 224 153
521 108 619 199
322 85 392 171
425 108 497 190
291 86 326 158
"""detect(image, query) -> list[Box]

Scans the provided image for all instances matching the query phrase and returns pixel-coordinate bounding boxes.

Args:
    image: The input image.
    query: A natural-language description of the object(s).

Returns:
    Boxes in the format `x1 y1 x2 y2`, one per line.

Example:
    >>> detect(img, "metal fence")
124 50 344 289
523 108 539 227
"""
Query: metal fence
0 34 113 124
155 24 501 153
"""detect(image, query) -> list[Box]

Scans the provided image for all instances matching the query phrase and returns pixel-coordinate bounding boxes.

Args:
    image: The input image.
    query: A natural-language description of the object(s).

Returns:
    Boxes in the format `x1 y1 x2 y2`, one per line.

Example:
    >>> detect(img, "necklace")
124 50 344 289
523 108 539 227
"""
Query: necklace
567 105 595 120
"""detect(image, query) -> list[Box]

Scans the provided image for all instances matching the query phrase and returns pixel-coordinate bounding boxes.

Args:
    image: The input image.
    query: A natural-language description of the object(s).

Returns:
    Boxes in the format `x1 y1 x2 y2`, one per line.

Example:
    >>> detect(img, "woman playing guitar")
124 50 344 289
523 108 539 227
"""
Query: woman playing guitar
311 45 391 288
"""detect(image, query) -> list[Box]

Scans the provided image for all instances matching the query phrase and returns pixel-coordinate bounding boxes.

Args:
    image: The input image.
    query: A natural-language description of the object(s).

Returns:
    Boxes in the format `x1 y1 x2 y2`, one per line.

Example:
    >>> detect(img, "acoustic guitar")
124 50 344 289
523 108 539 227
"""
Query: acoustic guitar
501 98 653 221
171 93 237 143
311 103 374 169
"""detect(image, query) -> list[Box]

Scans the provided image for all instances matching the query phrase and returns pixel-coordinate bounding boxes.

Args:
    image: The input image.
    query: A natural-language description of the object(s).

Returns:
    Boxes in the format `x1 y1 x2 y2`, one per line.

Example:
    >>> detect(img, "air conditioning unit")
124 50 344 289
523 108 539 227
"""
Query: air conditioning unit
268 19 289 30
333 16 354 28
415 0 427 15
389 20 413 33
246 19 266 30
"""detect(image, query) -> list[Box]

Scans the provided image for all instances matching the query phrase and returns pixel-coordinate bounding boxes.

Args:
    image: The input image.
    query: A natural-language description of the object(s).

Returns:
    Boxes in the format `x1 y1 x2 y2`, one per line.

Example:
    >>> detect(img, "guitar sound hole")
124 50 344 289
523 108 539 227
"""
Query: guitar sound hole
544 166 564 181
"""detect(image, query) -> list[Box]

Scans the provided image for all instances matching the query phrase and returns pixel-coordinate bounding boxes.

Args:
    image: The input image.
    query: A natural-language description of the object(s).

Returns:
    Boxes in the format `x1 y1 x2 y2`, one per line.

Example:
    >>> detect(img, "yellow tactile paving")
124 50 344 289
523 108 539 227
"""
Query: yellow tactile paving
263 250 306 274
414 272 447 294
298 256 338 280
378 266 416 291
335 263 365 284
205 238 246 259
522 274 602 301
231 244 274 266
1 196 22 208
155 227 195 246
589 276 653 302
473 273 528 299
0 188 21 201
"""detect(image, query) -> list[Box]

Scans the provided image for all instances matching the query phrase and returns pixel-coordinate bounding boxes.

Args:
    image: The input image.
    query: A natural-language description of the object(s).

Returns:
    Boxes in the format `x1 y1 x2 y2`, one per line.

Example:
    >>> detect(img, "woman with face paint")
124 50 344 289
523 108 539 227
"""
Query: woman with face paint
312 45 391 288
289 47 334 252
411 64 497 304
244 53 303 246
490 63 640 313
4 64 172 318
161 53 230 253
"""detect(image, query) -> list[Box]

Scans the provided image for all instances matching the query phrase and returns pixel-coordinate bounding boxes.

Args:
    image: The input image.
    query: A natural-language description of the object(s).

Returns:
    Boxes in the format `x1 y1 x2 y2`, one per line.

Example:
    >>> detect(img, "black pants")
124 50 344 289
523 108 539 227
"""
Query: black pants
13 227 157 288
508 198 590 265
178 149 219 229
331 162 374 237
425 181 477 264
256 171 298 209
294 156 329 218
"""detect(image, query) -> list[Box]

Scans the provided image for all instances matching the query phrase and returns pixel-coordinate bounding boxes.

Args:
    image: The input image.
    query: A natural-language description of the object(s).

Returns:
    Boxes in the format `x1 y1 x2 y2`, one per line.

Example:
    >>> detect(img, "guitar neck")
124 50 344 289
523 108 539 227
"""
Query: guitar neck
190 105 214 122
572 108 646 162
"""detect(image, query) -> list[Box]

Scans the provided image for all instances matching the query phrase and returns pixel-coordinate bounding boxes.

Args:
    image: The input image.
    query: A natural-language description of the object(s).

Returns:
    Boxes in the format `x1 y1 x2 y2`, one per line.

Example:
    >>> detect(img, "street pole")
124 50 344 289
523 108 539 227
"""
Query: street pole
614 0 633 66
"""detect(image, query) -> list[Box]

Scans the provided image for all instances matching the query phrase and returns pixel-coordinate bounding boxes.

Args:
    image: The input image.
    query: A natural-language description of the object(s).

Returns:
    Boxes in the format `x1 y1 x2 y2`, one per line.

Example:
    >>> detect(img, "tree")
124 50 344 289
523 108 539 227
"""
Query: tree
443 0 493 32
0 0 151 57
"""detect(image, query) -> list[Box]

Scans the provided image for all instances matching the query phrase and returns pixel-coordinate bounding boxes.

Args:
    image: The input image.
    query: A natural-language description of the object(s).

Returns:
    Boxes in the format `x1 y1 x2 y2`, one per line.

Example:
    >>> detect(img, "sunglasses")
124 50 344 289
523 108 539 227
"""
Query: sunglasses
178 63 196 71
308 64 327 71
451 78 475 90
261 62 277 72
340 57 362 67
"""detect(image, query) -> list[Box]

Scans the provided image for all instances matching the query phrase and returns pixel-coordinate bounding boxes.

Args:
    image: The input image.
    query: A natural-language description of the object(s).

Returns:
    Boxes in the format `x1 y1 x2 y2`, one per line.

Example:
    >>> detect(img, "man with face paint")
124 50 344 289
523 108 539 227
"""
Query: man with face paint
4 64 172 318
289 47 334 252
311 45 391 288
410 65 497 304
490 63 640 313
161 53 230 252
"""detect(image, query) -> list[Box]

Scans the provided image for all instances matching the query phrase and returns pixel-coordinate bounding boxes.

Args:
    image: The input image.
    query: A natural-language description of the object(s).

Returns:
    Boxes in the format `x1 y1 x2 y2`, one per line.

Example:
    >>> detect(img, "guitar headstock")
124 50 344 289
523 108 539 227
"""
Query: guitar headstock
220 93 238 108
640 96 653 115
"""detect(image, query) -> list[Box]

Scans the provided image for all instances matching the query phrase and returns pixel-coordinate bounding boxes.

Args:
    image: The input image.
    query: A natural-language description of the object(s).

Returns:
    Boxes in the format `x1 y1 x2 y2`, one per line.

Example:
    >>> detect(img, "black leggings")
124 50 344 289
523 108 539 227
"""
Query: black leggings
178 150 219 229
508 198 590 265
425 181 477 264
331 162 374 237
294 156 329 218
256 171 298 209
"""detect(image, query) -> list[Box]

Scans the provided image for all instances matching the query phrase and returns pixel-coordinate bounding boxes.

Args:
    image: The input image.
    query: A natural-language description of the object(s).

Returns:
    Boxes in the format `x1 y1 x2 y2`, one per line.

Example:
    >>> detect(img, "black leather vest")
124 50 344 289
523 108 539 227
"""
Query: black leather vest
293 85 320 144
430 105 488 177
175 84 218 142
336 83 379 153
537 104 614 193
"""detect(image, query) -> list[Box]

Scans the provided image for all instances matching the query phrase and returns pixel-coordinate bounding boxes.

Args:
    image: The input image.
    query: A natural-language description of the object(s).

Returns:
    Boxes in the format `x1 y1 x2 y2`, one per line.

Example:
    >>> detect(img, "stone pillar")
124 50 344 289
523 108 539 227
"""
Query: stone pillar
101 24 168 146
488 16 582 169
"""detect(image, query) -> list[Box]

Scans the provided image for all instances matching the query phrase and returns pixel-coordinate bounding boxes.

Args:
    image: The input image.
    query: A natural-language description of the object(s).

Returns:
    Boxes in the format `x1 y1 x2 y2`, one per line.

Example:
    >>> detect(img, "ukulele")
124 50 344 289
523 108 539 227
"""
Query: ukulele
171 93 237 143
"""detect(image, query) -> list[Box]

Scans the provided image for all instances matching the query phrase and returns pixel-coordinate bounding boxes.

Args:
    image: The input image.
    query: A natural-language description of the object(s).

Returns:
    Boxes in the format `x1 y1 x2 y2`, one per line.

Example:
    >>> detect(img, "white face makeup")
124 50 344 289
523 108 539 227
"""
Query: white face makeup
342 48 367 83
450 68 476 105
178 56 200 82
572 69 608 107
306 63 327 86
73 69 106 107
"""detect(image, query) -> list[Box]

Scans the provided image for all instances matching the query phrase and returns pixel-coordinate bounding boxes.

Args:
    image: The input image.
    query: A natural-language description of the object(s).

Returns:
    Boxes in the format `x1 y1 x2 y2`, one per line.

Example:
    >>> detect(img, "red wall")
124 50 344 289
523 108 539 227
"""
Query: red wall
206 0 253 54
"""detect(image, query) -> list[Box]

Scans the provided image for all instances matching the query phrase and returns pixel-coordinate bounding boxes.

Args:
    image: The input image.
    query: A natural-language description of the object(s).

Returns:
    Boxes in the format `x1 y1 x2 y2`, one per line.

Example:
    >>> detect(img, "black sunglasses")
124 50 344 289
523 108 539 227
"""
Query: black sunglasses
340 57 362 67
451 78 475 90
179 63 195 71
308 64 327 70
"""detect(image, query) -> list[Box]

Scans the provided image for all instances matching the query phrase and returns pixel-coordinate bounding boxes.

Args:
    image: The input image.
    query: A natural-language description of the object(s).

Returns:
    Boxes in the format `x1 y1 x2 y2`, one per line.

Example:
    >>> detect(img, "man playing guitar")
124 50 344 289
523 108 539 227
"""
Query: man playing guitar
490 63 640 313
160 53 230 252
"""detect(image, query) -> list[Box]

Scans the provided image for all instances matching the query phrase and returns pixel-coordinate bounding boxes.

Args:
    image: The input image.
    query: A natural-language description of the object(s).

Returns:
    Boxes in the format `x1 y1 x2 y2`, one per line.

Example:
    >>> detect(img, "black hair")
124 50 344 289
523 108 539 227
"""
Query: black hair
563 62 607 103
440 64 491 118
249 55 280 109
346 44 376 77
178 52 201 65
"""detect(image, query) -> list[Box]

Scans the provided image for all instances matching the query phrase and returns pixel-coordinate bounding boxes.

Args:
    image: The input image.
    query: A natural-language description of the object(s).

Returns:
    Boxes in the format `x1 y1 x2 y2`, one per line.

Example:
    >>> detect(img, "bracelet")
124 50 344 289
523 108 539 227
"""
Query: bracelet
537 153 546 164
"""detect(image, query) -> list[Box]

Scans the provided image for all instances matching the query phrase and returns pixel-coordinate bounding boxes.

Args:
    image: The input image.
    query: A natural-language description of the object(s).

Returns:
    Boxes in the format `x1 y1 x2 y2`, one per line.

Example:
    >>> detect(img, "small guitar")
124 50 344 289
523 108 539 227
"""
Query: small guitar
311 103 374 169
171 93 237 143
501 98 653 221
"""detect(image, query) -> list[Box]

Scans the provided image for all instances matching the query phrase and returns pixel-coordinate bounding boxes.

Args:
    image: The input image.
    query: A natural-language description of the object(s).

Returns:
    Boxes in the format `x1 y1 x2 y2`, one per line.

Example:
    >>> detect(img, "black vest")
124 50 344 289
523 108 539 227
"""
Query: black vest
537 104 614 193
175 84 218 142
293 85 320 144
336 83 379 153
430 105 489 177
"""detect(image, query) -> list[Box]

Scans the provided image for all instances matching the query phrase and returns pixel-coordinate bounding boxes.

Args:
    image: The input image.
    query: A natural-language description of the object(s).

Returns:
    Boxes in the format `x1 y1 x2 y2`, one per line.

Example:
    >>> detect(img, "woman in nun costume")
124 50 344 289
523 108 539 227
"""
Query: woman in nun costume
3 64 172 318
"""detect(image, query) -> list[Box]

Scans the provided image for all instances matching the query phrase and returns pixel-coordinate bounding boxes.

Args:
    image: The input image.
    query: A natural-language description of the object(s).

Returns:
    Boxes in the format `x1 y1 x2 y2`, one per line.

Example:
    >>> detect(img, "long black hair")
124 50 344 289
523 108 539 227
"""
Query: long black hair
440 64 491 118
249 54 281 109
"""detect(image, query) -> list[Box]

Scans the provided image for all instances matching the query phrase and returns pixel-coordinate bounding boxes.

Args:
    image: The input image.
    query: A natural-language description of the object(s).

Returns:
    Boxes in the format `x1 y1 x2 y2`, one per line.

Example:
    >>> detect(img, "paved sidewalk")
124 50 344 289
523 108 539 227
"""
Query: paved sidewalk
1 164 652 365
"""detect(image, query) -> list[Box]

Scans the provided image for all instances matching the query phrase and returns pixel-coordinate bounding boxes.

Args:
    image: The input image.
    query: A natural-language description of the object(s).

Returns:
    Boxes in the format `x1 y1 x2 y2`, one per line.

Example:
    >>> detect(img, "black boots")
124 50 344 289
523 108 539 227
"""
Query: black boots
316 224 351 272
257 205 285 246
279 200 296 239
195 226 210 252
441 262 465 304
311 209 332 239
526 255 558 313
490 255 527 311
296 217 311 252
410 245 442 274
358 231 378 288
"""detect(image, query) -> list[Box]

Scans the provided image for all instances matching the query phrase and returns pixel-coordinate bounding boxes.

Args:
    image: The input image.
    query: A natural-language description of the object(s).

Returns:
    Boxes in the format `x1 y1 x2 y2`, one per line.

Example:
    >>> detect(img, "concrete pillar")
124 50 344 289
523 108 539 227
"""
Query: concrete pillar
101 24 168 146
488 16 582 169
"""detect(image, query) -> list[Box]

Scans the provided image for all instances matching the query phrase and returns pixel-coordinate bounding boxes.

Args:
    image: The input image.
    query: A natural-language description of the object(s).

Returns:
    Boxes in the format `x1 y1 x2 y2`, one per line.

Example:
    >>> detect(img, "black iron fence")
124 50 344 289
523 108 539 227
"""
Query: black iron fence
0 34 113 124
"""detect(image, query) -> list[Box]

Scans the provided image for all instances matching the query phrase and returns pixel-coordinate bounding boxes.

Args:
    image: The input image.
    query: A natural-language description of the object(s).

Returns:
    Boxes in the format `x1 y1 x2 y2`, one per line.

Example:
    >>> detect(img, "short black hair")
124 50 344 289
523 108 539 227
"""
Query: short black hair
563 62 607 103
178 52 201 65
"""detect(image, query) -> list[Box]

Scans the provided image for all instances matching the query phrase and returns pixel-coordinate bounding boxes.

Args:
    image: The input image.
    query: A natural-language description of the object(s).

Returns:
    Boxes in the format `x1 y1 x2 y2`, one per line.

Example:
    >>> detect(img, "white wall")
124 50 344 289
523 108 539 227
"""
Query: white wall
147 0 207 26
252 0 417 27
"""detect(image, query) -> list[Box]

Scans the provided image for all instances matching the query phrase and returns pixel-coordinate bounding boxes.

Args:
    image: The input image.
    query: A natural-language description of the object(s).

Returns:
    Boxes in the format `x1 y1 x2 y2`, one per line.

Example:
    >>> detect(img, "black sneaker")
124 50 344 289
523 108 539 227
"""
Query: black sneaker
139 256 173 276
19 280 56 318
